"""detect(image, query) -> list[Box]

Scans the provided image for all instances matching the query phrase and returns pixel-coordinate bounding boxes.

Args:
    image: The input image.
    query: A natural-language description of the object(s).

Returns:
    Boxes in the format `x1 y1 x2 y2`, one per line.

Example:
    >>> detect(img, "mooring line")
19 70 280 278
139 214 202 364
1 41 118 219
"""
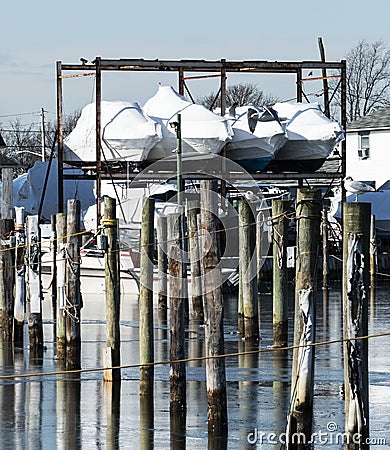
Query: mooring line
1 331 390 381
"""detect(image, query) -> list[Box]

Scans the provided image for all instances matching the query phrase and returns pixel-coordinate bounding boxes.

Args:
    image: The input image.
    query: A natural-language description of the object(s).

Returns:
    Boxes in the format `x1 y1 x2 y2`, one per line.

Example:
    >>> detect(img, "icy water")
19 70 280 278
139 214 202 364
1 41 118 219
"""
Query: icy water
0 283 389 449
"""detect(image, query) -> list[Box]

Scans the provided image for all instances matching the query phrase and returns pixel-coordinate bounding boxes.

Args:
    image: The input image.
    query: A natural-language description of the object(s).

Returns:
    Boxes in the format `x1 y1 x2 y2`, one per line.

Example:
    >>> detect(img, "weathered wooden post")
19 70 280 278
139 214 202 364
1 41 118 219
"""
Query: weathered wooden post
322 206 329 291
156 214 168 311
272 200 289 348
26 215 43 355
200 179 228 434
343 202 370 449
168 212 186 419
50 214 57 341
287 188 321 447
139 197 155 395
0 217 15 341
238 198 259 341
238 203 245 336
369 214 376 289
14 207 25 348
1 167 13 220
103 196 121 382
187 200 203 319
56 213 67 361
65 199 82 370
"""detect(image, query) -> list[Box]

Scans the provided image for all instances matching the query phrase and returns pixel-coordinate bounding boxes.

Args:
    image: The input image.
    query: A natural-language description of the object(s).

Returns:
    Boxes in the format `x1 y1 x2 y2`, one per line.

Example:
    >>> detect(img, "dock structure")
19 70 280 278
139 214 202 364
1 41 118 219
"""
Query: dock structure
53 55 348 442
55 57 347 219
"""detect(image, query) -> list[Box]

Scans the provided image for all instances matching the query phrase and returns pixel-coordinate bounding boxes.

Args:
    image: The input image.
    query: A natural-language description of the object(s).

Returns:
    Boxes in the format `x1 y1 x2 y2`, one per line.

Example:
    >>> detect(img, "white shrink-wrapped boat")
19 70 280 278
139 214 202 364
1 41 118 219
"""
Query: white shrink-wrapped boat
143 85 233 162
267 102 344 172
63 101 163 163
224 105 287 172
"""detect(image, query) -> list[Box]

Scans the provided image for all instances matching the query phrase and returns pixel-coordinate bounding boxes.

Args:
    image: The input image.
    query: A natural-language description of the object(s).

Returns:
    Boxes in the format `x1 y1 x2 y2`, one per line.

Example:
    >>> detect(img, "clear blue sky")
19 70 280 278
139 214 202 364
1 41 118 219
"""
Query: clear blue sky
1 0 389 127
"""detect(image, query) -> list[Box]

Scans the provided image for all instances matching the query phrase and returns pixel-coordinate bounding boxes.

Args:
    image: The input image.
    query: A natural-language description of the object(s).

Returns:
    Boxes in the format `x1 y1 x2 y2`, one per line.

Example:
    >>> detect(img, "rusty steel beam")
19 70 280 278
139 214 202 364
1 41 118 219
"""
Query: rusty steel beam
64 170 342 182
60 59 344 73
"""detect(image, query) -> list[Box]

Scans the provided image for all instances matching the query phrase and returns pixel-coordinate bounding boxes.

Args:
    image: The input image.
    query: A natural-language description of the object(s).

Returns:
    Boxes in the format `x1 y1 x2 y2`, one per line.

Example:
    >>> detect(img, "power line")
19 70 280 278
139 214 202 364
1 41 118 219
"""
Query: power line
0 111 41 118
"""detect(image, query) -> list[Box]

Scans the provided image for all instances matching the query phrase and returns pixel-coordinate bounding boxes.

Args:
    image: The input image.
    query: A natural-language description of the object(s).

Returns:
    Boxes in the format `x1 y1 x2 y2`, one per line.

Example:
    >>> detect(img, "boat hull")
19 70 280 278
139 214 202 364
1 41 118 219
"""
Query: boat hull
230 156 273 172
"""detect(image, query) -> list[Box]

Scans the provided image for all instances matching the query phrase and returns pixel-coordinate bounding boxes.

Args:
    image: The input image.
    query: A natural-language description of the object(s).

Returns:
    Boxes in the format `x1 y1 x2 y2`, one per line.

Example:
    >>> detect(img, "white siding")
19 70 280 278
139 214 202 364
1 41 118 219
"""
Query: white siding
346 129 390 188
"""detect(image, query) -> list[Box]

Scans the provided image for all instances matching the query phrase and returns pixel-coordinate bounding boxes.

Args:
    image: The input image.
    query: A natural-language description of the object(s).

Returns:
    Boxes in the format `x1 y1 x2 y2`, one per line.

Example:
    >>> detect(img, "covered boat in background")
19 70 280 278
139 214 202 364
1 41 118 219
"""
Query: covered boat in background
143 85 233 162
224 105 287 172
267 102 344 172
63 101 163 164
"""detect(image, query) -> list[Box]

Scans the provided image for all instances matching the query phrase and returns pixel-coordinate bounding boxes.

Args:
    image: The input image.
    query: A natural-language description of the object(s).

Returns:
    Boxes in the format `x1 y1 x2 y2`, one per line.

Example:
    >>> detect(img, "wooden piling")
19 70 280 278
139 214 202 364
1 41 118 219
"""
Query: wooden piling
1 168 13 219
139 197 155 395
342 202 370 448
238 198 259 341
103 196 121 382
65 199 82 370
50 214 57 342
187 200 203 320
288 188 321 445
322 207 329 291
272 200 289 348
156 215 168 311
0 218 15 340
56 213 67 361
370 214 376 289
168 212 186 417
25 215 43 355
200 179 228 434
14 207 25 348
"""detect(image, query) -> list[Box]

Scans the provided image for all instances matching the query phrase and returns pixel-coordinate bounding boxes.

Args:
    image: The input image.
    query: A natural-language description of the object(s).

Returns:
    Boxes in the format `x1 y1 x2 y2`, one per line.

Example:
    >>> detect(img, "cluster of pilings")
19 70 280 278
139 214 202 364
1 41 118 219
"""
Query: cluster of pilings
0 184 374 449
138 185 373 448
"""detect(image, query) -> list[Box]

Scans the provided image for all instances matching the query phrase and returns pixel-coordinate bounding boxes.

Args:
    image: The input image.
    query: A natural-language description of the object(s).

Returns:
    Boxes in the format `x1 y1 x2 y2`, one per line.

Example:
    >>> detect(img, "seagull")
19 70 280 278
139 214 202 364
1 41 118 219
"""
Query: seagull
80 57 88 65
344 176 375 201
244 190 262 203
247 108 259 133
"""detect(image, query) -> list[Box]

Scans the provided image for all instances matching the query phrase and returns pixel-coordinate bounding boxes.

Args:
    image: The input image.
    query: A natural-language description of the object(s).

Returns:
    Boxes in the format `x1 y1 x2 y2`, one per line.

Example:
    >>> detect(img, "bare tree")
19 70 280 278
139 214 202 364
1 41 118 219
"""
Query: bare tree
332 40 390 122
0 109 81 176
198 82 279 110
0 118 42 176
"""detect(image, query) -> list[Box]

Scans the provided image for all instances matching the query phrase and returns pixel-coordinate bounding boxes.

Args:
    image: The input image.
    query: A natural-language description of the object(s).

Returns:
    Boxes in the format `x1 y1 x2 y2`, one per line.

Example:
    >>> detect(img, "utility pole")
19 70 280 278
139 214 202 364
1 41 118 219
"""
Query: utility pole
41 107 46 162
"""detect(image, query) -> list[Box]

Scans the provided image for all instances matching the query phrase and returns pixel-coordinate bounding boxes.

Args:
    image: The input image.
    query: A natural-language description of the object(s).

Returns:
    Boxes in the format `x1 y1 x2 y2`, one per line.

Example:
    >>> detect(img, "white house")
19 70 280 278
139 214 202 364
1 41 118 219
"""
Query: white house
346 107 390 189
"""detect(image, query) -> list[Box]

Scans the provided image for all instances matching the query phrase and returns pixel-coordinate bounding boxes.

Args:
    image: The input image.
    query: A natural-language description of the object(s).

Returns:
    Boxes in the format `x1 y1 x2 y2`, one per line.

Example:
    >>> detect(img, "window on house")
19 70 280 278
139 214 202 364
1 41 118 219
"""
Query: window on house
358 132 370 160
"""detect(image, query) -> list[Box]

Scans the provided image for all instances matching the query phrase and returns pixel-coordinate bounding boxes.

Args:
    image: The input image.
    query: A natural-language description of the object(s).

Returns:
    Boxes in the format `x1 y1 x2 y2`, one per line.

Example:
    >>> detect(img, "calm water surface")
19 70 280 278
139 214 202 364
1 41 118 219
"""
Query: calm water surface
0 283 389 449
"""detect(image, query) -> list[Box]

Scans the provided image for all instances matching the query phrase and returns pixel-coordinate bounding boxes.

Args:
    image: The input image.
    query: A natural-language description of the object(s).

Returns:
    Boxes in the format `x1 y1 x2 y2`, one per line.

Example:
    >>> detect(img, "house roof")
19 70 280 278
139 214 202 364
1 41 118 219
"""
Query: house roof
347 106 390 131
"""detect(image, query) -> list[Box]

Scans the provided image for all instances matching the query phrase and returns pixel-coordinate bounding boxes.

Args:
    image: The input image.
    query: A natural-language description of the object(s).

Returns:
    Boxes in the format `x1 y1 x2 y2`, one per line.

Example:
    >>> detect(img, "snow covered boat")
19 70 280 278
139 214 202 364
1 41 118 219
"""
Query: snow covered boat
224 105 287 172
267 102 344 172
143 85 233 162
63 101 163 163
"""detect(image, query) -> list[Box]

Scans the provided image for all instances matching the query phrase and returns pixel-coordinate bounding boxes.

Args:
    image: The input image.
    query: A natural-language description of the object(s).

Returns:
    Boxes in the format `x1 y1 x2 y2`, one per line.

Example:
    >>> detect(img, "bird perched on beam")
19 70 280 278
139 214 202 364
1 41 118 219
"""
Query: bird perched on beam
344 176 375 201
80 57 88 65
247 108 259 133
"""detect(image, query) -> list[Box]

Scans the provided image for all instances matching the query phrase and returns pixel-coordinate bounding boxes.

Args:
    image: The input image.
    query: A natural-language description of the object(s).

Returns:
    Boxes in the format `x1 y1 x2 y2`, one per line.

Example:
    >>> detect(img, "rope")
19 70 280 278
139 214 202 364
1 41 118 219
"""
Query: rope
0 331 389 381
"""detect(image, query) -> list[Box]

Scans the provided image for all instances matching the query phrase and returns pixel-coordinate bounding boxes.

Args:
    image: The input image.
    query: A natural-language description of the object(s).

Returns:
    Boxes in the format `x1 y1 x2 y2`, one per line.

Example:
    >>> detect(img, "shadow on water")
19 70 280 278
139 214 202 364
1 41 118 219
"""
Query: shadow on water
0 284 389 448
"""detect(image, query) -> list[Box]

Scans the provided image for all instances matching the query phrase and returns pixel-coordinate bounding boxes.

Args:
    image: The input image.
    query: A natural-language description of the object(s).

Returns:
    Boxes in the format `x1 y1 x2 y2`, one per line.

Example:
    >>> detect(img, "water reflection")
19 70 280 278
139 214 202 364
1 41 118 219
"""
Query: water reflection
65 375 81 450
207 433 228 450
273 349 289 440
140 393 154 450
170 407 186 450
0 285 388 448
104 382 121 450
238 339 259 448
